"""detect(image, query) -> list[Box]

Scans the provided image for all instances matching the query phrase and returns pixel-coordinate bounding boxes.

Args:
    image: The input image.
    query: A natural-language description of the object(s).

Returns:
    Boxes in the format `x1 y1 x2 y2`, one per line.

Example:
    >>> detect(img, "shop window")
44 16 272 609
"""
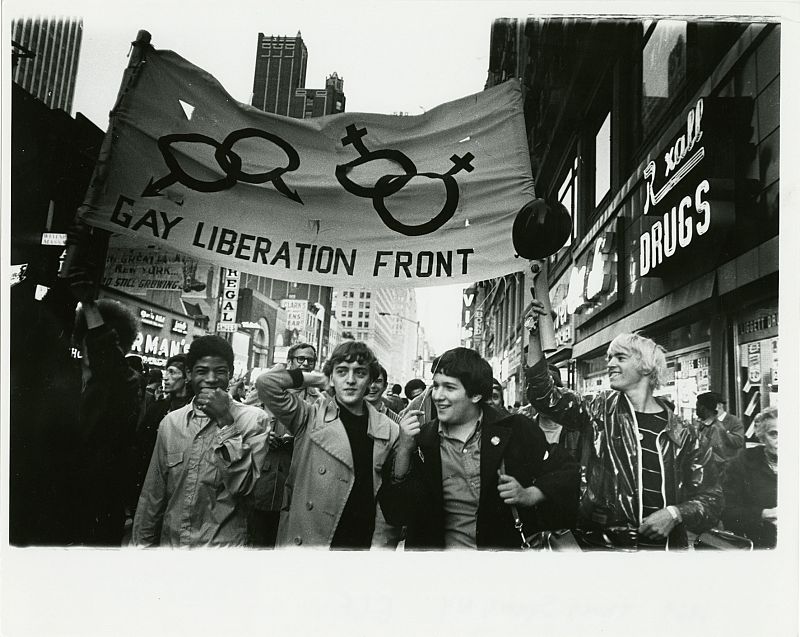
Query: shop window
641 20 687 137
594 112 611 207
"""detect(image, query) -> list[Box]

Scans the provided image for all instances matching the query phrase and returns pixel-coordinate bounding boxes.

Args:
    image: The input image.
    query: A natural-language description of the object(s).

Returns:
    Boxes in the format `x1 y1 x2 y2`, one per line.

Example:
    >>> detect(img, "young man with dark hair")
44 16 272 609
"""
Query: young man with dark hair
366 364 402 424
256 341 400 548
525 297 723 550
404 378 426 402
379 347 579 549
133 336 269 547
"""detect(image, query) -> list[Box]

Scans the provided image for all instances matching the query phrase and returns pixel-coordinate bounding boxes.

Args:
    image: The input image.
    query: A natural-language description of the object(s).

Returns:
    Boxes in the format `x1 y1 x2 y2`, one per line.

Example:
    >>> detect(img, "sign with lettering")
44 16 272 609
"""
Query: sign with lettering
104 247 184 291
171 319 189 335
131 332 190 366
217 268 240 332
566 220 621 325
139 308 166 328
639 97 738 277
79 46 538 288
281 299 309 332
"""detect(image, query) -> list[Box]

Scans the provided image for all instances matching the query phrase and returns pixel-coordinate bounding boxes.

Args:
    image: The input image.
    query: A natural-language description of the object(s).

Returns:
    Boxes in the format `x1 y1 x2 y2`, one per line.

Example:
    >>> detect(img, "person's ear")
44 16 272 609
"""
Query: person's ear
471 393 483 405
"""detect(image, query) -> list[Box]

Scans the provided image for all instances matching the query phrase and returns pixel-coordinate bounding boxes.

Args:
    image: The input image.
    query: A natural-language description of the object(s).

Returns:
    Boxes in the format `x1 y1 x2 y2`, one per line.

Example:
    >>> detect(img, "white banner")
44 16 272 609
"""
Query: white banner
80 46 536 287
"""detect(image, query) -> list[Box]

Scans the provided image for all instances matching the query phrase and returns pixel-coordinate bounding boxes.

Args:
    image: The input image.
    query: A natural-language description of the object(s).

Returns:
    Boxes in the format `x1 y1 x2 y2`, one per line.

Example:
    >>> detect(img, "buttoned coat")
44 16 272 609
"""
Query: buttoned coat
258 373 400 548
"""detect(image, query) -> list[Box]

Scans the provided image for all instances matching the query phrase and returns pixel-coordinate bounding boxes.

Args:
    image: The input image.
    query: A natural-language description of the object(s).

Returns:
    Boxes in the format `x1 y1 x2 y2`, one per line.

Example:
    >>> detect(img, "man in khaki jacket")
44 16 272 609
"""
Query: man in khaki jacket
256 341 400 549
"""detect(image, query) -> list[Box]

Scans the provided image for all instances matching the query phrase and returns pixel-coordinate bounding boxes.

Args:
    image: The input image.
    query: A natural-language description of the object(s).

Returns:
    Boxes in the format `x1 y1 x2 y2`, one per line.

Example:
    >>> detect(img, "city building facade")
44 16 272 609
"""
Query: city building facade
290 72 346 118
333 286 423 384
251 32 308 115
11 17 83 114
476 17 778 439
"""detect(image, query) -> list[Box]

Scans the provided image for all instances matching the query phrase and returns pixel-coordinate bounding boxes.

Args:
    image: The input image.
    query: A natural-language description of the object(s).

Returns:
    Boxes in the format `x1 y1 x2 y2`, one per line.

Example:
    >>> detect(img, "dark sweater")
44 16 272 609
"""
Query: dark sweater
330 402 375 549
722 446 777 549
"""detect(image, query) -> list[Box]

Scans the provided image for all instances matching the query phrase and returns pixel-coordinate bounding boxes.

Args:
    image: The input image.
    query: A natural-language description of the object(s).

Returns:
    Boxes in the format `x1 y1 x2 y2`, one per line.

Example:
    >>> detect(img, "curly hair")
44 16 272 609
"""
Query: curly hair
187 335 234 373
73 299 140 352
754 406 778 440
322 341 379 381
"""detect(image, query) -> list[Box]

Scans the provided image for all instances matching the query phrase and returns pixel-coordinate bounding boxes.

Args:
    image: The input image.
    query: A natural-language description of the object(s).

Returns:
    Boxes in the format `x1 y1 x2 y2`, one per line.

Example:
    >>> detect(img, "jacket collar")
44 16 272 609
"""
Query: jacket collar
309 397 392 470
617 392 689 446
419 405 513 466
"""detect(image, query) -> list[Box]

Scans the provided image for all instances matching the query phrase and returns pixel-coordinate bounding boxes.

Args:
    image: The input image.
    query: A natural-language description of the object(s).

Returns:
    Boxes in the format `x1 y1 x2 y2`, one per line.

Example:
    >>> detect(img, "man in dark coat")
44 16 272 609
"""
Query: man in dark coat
379 347 579 549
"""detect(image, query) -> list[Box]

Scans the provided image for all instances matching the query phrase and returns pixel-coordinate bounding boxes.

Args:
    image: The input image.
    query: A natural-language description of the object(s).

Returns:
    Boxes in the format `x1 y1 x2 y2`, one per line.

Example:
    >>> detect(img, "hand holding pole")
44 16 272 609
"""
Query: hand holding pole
530 259 557 353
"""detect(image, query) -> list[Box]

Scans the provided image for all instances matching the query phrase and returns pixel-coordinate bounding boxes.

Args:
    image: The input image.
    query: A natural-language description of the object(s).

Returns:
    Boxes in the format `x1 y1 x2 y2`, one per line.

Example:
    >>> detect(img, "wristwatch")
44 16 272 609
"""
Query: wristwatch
524 314 539 333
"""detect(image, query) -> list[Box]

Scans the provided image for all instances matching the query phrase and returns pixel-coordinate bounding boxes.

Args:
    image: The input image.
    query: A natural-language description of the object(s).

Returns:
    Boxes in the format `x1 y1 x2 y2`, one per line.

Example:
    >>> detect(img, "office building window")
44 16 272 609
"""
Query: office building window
595 112 611 207
641 20 686 136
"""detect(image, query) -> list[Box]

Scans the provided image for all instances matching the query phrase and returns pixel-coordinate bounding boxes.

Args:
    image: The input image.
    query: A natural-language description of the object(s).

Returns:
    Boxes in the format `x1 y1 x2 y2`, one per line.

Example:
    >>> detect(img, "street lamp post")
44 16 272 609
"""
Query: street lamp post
378 311 420 378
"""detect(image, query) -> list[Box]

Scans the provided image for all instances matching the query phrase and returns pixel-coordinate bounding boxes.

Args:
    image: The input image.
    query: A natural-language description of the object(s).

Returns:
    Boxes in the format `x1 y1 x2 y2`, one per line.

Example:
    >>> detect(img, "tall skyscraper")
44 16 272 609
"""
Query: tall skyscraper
11 17 83 113
251 32 308 115
244 31 348 369
252 31 345 118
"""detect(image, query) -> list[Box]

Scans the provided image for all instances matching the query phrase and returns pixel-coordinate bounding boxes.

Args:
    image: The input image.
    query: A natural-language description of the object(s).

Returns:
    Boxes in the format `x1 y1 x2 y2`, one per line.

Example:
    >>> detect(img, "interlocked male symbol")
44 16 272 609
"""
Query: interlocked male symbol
141 128 303 204
335 124 474 236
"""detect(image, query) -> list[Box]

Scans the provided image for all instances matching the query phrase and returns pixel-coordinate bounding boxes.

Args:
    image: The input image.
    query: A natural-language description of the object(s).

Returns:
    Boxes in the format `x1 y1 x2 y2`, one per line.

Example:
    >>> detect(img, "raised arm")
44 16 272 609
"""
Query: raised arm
255 367 327 436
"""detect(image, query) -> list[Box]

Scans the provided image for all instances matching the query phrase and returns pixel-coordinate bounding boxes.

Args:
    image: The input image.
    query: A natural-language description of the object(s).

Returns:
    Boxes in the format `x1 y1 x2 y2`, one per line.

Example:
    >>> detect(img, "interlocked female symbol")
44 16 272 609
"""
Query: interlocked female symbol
335 124 474 236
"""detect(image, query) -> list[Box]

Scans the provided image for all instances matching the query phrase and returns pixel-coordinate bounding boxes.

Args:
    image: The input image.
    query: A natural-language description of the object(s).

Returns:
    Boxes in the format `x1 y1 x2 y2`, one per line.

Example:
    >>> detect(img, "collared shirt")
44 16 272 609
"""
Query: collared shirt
716 410 728 422
438 416 482 549
132 399 269 547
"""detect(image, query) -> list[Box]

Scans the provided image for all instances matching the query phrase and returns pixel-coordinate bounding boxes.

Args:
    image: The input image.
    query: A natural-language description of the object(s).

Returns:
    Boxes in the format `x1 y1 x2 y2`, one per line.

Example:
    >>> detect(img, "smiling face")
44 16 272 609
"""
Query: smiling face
366 373 387 406
331 360 371 411
432 372 482 426
606 346 647 394
189 355 231 395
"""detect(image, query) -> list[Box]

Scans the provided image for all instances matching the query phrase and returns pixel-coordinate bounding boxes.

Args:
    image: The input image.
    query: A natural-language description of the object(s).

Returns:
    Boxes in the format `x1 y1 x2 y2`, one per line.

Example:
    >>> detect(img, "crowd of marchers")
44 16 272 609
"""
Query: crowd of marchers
10 237 777 551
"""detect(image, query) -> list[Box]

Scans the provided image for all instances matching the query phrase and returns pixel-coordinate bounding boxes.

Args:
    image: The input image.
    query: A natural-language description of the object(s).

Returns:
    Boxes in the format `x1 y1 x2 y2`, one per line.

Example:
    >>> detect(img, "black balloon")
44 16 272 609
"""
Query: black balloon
512 198 573 259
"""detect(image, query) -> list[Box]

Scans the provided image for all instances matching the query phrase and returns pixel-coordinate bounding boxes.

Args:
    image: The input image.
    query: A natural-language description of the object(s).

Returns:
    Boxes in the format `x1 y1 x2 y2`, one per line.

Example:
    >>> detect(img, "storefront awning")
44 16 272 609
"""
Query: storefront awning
572 271 716 359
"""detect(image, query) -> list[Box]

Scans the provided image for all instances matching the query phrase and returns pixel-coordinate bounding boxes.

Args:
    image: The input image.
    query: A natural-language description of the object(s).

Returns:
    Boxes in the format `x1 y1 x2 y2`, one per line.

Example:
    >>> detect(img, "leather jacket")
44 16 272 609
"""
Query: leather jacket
525 360 723 547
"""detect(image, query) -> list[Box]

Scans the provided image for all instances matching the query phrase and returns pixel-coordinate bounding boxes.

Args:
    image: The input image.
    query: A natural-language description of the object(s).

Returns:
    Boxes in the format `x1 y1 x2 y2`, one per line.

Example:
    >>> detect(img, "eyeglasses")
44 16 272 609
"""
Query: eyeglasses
291 356 317 365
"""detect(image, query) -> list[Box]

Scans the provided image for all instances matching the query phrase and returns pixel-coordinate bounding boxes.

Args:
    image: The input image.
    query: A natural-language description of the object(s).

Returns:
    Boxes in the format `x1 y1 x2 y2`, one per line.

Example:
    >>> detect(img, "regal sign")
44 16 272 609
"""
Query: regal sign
639 97 738 277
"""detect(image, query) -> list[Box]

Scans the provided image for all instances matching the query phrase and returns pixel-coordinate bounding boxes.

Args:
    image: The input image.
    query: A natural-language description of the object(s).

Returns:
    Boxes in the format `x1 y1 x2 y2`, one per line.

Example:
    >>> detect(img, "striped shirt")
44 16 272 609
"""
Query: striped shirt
636 410 668 519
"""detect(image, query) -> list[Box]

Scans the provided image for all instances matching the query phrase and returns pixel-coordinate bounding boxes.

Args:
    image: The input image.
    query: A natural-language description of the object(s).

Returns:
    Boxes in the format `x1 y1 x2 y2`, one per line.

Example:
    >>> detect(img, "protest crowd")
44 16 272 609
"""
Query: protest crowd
9 17 780 554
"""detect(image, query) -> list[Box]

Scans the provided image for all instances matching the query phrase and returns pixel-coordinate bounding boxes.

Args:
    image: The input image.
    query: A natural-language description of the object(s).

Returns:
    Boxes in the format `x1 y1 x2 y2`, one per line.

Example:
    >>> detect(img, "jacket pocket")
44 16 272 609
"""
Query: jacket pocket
166 451 184 467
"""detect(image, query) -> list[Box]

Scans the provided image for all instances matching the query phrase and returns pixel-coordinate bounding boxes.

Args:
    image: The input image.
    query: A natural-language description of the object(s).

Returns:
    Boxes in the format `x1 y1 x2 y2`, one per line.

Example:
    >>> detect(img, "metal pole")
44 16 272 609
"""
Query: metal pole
60 29 152 280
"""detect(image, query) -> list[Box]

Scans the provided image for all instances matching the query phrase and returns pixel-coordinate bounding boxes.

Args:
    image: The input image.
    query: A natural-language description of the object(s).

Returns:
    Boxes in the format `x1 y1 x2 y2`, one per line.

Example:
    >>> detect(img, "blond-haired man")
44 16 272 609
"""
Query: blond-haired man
525 299 722 550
